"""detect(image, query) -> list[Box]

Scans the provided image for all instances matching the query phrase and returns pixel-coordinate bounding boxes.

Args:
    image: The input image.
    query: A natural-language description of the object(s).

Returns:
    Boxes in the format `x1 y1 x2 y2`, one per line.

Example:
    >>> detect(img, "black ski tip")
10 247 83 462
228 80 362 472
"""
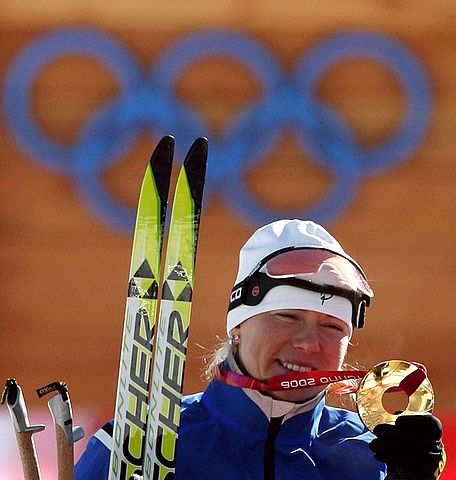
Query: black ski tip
183 137 208 206
149 135 175 203
149 135 175 167
185 137 208 163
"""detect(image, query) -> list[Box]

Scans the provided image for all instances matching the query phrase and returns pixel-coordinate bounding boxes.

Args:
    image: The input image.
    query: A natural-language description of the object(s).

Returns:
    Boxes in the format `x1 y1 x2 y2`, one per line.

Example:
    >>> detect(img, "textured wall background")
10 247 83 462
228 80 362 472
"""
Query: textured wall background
1 1 455 477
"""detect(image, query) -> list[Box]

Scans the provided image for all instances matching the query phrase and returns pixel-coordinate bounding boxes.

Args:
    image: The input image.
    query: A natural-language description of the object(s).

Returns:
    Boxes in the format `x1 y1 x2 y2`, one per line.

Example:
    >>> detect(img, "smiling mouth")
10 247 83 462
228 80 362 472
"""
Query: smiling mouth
279 360 313 373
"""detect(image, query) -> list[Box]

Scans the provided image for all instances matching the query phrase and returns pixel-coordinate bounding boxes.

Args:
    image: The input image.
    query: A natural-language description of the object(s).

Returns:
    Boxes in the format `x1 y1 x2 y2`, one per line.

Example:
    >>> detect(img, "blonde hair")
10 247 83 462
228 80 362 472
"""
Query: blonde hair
202 337 233 382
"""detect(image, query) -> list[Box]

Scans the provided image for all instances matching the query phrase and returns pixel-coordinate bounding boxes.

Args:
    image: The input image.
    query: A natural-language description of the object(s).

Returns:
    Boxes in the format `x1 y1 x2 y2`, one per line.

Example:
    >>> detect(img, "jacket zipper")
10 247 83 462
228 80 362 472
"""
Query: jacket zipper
264 416 284 480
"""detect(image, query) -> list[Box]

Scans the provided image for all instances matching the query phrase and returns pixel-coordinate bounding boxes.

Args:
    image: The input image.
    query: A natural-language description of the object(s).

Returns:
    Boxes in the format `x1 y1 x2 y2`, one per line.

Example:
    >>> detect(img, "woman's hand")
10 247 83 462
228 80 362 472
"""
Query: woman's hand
369 414 446 479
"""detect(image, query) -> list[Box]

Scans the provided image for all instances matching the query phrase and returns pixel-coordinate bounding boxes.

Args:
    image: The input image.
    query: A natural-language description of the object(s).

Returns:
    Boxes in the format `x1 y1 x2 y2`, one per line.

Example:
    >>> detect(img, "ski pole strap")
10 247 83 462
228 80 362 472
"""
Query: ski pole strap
36 381 68 401
215 367 368 392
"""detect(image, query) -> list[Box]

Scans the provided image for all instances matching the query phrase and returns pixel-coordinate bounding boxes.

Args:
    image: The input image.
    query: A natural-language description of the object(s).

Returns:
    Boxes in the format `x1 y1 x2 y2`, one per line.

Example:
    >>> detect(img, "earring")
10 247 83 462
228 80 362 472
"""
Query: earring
229 333 240 345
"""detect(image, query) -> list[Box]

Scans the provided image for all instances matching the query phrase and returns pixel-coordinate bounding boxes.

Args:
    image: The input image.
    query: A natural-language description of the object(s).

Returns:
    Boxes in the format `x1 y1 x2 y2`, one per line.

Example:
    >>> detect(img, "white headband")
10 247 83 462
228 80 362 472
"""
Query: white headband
227 285 353 336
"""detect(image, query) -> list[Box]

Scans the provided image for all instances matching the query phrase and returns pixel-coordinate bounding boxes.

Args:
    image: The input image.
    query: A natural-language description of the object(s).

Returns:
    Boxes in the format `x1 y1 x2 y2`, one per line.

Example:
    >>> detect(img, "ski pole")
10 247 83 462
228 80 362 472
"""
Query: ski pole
36 381 85 480
1 378 45 480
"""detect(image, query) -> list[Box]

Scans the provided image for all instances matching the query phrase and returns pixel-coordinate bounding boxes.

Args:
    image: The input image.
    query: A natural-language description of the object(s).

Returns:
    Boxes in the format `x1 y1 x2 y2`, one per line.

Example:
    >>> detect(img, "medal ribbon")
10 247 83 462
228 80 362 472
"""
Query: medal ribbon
216 367 367 392
216 362 427 395
386 363 427 396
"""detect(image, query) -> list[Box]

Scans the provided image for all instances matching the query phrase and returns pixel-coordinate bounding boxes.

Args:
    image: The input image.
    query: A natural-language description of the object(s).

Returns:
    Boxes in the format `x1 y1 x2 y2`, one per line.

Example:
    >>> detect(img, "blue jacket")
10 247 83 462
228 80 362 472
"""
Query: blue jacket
75 380 386 479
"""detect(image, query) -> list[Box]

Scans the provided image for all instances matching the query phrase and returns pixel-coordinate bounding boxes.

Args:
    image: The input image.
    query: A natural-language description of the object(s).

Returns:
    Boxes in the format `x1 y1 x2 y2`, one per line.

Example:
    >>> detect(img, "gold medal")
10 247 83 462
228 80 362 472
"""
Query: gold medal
356 360 435 431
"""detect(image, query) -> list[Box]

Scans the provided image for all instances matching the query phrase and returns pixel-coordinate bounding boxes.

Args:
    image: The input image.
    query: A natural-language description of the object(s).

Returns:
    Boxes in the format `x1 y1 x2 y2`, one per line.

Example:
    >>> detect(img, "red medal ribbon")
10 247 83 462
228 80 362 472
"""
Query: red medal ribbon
216 362 428 395
385 363 427 396
215 367 368 392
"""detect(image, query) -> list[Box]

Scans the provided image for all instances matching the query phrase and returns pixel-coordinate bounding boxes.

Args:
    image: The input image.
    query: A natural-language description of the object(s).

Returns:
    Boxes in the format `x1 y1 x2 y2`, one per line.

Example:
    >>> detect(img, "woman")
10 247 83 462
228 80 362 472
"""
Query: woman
75 219 444 479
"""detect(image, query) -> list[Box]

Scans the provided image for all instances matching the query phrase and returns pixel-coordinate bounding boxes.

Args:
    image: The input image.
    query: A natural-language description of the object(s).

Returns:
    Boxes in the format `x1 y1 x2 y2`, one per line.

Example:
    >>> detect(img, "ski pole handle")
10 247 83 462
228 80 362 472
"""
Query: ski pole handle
37 381 85 480
54 423 79 480
49 394 85 480
14 430 44 480
1 378 45 480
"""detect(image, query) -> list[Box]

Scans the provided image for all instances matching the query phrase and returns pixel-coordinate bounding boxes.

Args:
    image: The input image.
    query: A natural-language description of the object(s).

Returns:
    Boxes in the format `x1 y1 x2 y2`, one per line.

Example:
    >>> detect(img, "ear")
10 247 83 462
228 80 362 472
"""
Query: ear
230 326 241 337
228 326 241 346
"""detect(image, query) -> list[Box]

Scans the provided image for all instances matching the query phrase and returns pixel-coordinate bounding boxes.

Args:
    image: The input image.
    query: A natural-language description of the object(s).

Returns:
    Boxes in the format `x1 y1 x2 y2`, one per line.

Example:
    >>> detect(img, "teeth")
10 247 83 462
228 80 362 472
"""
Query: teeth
281 361 311 373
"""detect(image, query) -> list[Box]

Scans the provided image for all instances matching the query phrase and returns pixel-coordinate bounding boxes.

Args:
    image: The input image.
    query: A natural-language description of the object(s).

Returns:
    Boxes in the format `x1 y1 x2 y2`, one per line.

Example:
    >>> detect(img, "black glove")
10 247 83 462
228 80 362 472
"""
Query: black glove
370 415 446 480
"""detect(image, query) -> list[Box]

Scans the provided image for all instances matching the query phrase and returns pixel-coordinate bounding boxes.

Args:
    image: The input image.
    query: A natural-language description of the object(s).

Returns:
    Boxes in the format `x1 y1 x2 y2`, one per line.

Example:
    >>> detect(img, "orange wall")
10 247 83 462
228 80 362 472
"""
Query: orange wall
1 1 455 477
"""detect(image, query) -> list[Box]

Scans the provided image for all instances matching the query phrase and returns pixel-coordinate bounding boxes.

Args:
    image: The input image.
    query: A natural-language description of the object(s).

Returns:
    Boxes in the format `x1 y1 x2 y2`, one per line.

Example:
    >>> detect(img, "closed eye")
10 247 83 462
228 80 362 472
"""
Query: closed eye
273 312 299 322
321 323 346 333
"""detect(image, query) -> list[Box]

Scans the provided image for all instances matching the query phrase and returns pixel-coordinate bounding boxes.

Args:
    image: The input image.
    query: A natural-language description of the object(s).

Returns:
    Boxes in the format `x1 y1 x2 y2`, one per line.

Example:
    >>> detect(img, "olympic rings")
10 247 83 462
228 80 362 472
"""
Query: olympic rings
3 28 433 232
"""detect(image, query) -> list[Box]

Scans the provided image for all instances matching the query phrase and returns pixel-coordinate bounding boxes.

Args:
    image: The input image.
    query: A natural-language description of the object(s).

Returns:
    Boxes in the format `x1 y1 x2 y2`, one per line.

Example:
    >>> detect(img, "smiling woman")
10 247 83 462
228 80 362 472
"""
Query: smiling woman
231 308 351 403
75 219 446 479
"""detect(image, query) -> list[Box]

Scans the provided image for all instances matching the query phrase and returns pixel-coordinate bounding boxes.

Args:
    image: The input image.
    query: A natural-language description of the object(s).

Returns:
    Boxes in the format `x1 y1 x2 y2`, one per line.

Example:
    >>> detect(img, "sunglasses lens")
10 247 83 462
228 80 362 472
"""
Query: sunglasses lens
264 249 373 297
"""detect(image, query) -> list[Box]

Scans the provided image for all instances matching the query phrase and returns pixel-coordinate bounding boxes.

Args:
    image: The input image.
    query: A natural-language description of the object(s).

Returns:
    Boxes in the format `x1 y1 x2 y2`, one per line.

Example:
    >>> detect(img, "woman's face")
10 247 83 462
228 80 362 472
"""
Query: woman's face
231 309 351 403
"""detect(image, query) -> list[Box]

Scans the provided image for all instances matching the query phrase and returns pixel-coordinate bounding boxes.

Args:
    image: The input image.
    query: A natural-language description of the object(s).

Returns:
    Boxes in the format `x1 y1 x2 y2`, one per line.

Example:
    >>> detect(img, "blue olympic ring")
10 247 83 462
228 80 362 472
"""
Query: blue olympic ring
3 28 433 232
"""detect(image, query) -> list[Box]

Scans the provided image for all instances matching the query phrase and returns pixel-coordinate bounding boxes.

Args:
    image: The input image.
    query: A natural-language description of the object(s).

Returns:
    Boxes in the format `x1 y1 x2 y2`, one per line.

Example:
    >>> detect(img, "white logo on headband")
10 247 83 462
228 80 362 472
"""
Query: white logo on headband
230 287 242 303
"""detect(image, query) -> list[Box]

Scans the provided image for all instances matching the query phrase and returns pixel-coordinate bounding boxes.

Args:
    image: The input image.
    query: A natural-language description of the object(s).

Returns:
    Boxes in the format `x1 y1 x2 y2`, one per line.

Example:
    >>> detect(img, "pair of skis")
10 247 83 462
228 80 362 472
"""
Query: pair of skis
1 378 84 480
109 136 208 480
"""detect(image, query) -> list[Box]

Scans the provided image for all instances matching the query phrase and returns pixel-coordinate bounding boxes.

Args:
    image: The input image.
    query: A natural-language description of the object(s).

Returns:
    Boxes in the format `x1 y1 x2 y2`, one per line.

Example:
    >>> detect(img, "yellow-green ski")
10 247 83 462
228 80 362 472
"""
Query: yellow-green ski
109 136 174 480
143 137 208 480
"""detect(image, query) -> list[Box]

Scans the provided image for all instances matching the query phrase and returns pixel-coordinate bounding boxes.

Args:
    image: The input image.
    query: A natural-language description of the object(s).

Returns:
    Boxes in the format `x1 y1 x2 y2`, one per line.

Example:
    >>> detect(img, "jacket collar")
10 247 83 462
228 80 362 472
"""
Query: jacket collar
226 352 324 420
203 359 325 442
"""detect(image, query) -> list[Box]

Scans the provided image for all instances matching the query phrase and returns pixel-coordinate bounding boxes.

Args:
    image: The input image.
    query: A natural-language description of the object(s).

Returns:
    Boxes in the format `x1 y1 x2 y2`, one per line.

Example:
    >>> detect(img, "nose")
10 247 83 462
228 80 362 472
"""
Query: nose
292 322 320 354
